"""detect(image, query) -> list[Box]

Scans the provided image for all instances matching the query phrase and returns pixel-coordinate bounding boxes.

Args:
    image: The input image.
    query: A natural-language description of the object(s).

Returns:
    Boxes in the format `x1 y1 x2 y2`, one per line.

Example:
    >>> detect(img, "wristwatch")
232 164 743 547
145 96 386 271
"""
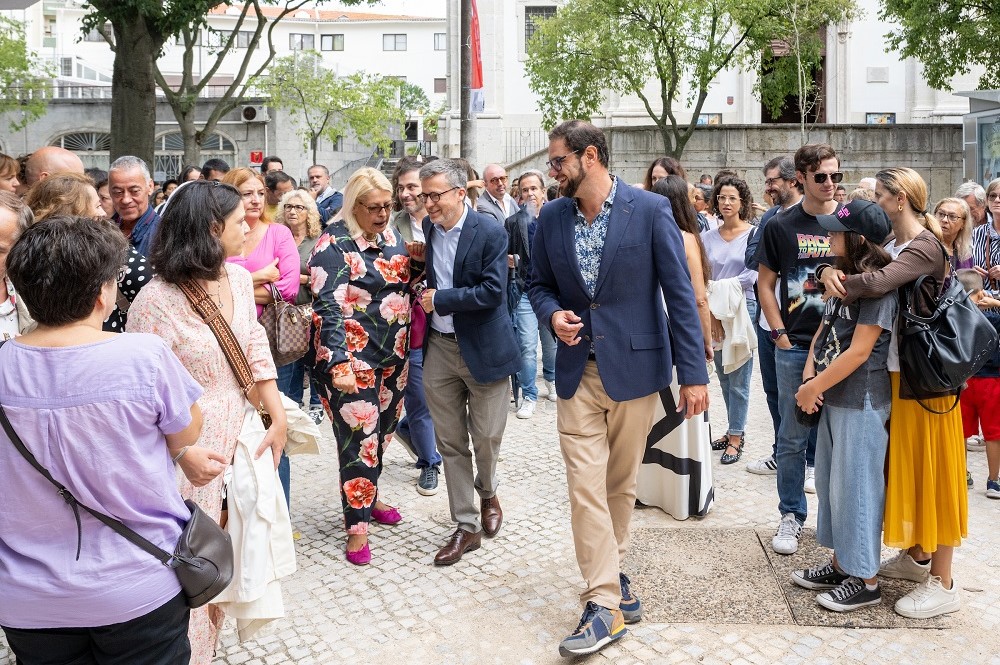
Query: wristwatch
771 328 787 341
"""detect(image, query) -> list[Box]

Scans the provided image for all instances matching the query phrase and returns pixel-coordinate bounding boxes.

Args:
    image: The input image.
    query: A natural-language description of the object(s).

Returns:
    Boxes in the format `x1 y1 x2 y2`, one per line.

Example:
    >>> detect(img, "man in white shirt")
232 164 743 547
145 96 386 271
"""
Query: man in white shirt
476 164 520 224
0 192 34 339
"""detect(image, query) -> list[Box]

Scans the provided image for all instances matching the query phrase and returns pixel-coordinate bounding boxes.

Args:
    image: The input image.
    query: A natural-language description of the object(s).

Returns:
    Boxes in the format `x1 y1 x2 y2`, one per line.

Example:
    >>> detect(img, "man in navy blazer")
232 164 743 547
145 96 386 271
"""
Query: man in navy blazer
416 159 520 566
528 121 709 657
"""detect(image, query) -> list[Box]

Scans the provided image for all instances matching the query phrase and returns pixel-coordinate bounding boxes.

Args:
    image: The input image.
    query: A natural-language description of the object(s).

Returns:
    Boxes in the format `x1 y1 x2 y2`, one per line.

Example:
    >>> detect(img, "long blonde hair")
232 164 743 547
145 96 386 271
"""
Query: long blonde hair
875 167 943 242
341 167 392 238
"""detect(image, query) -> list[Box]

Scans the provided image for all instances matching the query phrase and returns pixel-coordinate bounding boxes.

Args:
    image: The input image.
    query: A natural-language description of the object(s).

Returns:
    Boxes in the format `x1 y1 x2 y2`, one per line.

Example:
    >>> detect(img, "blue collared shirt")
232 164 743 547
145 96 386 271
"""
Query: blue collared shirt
116 205 161 258
430 205 469 333
573 176 618 296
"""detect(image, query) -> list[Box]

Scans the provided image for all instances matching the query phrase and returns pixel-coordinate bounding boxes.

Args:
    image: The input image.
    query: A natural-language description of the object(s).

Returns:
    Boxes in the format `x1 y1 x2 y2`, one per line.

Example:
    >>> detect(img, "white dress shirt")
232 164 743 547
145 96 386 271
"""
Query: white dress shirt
430 206 469 333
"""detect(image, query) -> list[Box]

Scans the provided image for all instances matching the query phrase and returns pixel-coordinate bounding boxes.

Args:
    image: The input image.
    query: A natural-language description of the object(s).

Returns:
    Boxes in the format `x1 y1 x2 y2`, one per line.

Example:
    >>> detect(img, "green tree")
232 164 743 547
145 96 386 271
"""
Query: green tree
881 0 997 90
398 81 431 115
257 52 405 165
82 0 378 166
525 0 852 158
0 16 51 132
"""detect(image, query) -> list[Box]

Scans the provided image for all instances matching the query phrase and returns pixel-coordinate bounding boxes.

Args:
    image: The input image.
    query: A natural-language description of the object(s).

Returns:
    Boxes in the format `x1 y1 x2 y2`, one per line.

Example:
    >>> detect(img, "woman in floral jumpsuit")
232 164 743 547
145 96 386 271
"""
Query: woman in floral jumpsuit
308 167 423 565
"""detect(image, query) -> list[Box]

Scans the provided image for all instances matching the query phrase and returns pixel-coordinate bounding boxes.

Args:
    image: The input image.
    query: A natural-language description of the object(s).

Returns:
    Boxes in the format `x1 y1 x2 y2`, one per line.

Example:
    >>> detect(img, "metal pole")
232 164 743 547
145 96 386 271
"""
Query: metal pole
459 0 474 161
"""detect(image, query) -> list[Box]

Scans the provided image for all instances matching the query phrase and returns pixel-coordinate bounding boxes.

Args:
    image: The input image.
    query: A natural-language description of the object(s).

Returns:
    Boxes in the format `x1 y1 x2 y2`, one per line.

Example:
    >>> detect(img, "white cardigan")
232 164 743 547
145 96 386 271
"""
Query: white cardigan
707 277 757 374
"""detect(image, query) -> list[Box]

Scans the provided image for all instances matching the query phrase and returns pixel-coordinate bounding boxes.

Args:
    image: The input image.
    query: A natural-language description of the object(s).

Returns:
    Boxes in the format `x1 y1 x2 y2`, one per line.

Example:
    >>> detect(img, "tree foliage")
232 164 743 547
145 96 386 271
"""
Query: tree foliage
525 0 853 158
881 0 998 90
0 16 51 132
258 52 405 165
398 81 431 115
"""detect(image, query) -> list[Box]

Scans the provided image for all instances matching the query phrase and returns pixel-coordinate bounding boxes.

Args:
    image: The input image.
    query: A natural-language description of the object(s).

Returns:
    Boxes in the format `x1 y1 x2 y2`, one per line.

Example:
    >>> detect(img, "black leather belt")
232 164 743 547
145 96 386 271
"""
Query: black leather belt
431 329 458 340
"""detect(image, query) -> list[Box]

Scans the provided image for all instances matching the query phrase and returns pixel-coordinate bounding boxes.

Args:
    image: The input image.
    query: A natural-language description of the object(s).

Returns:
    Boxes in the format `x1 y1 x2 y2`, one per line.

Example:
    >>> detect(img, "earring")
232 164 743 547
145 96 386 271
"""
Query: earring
898 204 903 212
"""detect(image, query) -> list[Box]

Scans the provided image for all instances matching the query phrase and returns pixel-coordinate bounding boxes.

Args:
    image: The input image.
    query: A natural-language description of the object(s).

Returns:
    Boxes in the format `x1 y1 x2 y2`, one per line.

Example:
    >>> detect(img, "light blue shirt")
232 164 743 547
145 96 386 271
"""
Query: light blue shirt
430 205 469 333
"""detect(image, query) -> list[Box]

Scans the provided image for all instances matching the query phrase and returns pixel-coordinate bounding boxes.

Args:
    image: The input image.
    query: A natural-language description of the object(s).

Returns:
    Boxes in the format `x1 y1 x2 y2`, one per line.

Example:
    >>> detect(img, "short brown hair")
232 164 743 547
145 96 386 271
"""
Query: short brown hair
794 144 839 174
548 120 609 168
23 172 98 222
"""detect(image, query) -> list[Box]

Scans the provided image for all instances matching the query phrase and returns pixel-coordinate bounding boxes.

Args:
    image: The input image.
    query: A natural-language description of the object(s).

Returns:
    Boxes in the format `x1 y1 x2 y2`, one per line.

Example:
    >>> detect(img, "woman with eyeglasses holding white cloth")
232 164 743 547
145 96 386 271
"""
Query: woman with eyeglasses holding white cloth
307 167 425 566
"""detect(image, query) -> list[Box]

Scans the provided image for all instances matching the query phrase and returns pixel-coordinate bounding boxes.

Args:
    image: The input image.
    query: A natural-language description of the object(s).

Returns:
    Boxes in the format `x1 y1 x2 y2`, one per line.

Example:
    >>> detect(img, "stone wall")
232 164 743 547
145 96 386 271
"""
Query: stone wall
506 124 965 203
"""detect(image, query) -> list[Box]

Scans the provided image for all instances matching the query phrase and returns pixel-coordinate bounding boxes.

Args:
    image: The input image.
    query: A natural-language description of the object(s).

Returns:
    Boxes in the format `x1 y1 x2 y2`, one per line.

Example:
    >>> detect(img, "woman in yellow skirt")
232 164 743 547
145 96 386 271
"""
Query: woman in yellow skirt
819 167 967 619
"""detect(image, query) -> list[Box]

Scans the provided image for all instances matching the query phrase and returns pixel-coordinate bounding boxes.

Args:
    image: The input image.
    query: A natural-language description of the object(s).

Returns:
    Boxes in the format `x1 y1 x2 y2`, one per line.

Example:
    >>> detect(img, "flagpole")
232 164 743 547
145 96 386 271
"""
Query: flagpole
459 0 475 163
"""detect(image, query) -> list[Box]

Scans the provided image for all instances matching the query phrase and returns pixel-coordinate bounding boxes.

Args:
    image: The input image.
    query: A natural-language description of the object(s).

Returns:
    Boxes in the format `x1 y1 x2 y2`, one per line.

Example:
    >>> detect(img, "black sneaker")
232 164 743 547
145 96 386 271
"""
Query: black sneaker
816 577 881 613
791 560 850 590
417 465 439 496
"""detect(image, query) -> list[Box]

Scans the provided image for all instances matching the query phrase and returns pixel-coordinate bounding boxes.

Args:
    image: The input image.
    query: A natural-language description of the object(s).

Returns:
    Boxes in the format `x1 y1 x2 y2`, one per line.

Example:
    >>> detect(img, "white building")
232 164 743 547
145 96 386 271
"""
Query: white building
1 1 447 180
437 0 981 166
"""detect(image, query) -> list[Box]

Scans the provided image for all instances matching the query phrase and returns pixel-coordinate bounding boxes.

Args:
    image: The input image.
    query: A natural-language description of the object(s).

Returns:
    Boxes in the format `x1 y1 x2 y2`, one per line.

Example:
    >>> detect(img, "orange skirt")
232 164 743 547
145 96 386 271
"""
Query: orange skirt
883 373 968 552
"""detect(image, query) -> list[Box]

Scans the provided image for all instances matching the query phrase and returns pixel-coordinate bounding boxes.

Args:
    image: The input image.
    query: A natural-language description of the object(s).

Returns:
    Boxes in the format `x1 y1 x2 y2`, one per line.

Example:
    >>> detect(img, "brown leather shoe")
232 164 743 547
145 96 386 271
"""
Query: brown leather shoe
433 528 482 566
481 495 503 537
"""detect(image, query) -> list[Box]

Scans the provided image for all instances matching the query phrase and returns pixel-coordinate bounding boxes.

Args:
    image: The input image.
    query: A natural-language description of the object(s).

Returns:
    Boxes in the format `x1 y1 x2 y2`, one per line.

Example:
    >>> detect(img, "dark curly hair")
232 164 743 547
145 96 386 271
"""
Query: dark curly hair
710 175 754 221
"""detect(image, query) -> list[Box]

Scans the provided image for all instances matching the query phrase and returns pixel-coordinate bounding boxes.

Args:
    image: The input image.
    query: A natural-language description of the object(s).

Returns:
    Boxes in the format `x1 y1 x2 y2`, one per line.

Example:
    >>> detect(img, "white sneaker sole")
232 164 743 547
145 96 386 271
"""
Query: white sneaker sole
986 490 1000 499
804 482 816 494
772 538 799 555
894 596 961 619
816 594 881 613
557 630 625 657
747 464 778 476
416 483 439 496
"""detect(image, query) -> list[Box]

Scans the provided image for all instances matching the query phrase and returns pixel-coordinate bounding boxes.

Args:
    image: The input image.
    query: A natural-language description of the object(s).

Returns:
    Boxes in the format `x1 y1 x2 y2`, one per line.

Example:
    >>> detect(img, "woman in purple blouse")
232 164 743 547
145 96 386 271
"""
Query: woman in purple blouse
0 217 223 664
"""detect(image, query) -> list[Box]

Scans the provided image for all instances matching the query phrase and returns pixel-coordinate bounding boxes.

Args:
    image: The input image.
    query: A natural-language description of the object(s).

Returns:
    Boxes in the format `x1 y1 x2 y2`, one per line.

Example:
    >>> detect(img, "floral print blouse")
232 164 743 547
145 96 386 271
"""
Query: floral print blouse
308 222 417 378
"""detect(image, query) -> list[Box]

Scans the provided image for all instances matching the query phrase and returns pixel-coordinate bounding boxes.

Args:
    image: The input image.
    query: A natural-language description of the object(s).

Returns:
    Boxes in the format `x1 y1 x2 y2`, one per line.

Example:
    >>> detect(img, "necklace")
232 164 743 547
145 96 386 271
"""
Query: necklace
205 271 229 309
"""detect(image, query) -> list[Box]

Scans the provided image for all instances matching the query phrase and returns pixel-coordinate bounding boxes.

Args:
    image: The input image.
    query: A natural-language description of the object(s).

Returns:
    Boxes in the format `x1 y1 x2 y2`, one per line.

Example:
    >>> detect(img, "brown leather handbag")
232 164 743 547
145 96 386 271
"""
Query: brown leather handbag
257 283 311 367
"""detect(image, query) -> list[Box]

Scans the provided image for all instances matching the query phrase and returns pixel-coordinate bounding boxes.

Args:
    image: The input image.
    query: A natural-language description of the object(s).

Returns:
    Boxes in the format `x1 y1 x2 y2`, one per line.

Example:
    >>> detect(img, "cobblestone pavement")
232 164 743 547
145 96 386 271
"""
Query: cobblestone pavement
2 366 998 664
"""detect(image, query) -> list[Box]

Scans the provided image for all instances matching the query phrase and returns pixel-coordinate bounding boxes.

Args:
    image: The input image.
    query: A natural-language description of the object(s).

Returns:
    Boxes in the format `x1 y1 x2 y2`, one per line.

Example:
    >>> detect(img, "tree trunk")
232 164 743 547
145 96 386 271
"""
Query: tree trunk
108 14 161 166
179 109 201 168
311 135 319 167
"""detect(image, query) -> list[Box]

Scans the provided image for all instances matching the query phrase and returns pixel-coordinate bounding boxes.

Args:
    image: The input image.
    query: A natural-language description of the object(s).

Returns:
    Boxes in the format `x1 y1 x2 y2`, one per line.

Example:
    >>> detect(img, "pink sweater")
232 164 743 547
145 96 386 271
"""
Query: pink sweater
227 222 300 317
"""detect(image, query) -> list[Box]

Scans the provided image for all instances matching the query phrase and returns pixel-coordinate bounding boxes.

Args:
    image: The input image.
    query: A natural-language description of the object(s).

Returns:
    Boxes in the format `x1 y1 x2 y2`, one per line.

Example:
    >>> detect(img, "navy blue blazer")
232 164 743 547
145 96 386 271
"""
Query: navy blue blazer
528 182 710 401
422 208 520 384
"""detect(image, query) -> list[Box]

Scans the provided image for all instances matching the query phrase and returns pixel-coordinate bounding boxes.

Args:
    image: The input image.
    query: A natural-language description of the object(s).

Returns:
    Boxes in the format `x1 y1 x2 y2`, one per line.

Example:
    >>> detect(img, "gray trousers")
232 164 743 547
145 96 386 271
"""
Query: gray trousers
423 332 510 533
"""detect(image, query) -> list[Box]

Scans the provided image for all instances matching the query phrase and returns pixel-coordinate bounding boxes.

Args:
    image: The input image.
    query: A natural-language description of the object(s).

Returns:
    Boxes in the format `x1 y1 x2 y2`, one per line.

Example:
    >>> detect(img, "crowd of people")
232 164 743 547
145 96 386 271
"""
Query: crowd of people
0 119 996 662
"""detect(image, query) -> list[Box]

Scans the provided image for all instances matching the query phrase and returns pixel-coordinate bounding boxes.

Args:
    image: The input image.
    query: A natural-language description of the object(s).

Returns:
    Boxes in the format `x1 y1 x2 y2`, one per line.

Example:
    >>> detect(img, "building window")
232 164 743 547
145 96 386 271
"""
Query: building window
434 33 446 51
236 31 253 48
321 34 344 51
83 23 111 42
382 34 407 51
290 33 315 51
434 78 447 94
195 29 223 48
525 6 556 43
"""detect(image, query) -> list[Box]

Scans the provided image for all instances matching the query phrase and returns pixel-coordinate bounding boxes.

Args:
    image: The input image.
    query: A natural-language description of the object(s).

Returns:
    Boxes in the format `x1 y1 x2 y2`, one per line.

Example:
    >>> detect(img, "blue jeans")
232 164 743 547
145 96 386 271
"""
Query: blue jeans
775 345 816 523
714 300 756 436
275 359 321 511
757 324 816 465
814 397 890 579
397 347 442 468
513 293 539 401
540 326 556 382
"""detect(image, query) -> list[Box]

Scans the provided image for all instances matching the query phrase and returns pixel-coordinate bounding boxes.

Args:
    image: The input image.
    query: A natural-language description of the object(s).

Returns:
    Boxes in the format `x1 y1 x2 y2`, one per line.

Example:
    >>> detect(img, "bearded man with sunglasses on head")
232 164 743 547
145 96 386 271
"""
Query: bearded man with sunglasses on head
752 143 840 556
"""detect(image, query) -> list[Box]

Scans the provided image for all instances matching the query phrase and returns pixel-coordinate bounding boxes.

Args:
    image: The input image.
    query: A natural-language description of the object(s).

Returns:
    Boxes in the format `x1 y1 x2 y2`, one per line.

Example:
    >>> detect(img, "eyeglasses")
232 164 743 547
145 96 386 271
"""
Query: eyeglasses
764 177 787 187
811 172 844 184
935 211 964 223
988 193 1000 203
717 195 740 203
283 204 307 212
546 150 582 173
488 176 508 186
417 187 459 204
357 202 393 215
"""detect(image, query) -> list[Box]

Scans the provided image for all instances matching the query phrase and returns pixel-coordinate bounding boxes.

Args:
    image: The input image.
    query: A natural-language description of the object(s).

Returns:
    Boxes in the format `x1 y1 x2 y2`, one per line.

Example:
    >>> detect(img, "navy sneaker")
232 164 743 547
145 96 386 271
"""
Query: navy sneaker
558 602 627 657
417 465 440 496
619 573 641 624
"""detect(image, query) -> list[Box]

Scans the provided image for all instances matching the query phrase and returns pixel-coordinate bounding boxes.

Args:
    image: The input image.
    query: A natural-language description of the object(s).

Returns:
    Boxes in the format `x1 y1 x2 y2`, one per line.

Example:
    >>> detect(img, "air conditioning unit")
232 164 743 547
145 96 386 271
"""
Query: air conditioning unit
241 105 270 123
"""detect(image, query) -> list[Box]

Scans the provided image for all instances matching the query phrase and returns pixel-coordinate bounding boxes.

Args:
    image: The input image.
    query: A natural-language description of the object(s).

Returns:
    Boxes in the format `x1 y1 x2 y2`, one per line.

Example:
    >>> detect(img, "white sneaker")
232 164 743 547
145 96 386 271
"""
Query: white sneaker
894 575 961 619
746 455 778 475
771 513 802 555
878 550 931 582
804 466 816 494
544 380 558 402
966 435 986 451
516 399 536 419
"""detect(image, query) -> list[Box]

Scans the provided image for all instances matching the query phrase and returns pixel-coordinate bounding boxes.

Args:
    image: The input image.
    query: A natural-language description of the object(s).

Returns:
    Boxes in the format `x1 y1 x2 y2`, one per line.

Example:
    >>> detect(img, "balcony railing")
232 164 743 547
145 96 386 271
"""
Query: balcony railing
2 83 266 101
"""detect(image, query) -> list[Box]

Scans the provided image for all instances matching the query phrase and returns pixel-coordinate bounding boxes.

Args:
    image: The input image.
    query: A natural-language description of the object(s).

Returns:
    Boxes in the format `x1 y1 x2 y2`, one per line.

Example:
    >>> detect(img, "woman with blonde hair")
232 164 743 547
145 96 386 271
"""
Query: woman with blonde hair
23 172 148 333
0 153 20 193
221 168 299 318
819 167 965 620
308 167 420 565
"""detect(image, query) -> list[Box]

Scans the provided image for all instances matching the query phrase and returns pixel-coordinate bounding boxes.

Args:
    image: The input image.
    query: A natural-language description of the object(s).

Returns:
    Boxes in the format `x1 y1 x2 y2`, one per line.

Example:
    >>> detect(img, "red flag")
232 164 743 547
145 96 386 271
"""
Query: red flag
470 0 483 89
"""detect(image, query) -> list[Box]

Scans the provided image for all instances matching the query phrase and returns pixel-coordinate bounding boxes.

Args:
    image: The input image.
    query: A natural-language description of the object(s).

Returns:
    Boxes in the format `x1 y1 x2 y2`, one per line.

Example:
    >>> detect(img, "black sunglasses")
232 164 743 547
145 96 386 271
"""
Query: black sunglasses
812 172 844 184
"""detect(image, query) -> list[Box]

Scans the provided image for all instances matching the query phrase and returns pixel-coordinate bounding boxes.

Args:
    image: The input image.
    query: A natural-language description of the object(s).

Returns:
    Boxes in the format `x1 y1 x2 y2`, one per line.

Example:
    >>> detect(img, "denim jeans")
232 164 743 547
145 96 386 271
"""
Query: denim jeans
774 345 816 523
714 300 756 436
513 293 539 401
540 326 557 382
757 324 816 465
275 359 321 511
814 397 890 579
397 347 442 468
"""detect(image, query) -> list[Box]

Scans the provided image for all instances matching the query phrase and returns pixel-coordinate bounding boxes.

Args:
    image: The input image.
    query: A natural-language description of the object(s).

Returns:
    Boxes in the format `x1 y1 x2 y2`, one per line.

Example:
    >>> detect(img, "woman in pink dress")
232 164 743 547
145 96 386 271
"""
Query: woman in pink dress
221 168 300 316
127 180 288 665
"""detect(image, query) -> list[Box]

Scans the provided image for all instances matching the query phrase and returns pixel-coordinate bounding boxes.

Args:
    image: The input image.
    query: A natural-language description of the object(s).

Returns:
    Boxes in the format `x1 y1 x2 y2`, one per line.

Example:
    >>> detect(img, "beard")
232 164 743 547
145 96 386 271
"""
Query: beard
560 169 584 198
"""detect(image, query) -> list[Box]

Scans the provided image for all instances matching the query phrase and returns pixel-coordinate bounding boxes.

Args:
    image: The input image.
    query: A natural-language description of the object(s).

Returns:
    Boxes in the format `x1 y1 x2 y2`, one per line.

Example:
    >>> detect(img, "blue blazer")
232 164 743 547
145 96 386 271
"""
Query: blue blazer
528 182 710 401
422 208 520 384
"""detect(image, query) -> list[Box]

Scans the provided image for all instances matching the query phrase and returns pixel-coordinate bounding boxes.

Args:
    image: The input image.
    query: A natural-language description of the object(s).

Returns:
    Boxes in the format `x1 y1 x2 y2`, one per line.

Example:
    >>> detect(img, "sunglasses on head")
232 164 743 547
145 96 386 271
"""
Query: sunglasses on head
811 172 844 184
